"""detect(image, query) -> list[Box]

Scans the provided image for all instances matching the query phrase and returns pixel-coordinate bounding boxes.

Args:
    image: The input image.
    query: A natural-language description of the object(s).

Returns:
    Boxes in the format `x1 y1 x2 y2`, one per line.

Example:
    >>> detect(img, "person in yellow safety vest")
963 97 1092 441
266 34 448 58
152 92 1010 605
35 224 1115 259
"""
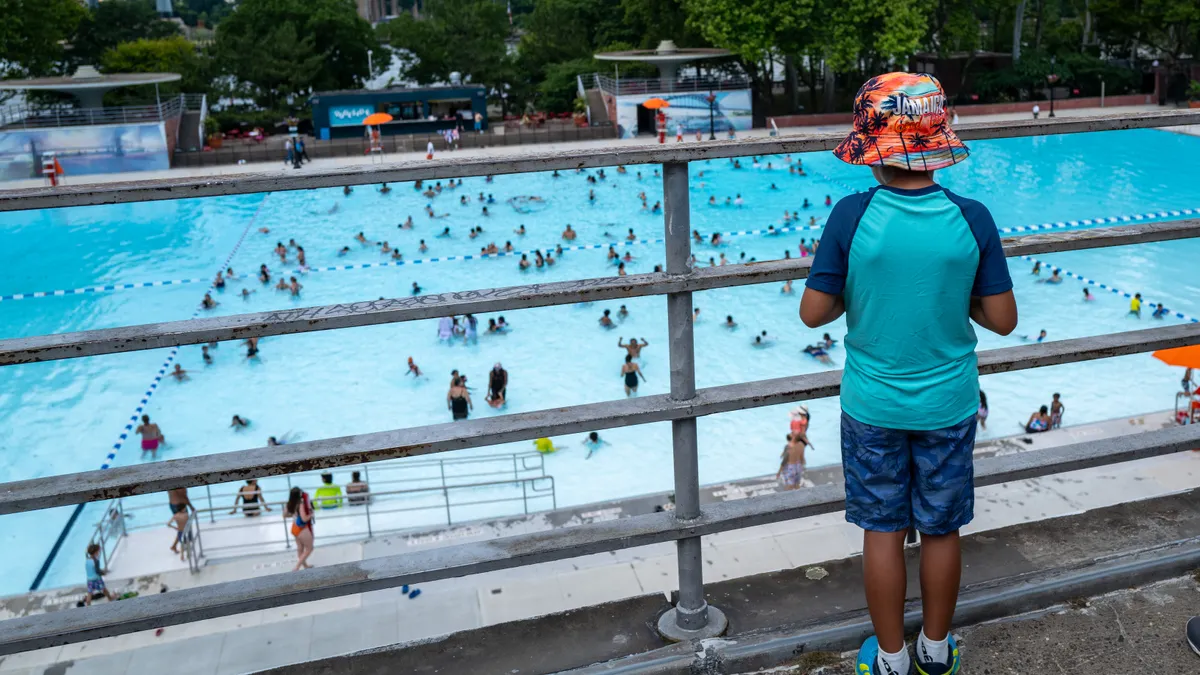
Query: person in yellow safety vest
313 471 343 509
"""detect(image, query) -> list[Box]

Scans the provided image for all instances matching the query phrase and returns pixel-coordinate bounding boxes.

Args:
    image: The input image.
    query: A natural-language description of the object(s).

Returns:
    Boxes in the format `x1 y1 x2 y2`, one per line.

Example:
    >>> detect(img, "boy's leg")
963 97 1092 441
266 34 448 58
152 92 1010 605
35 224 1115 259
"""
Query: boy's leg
917 531 960 640
863 530 909 653
910 414 977 670
841 413 913 663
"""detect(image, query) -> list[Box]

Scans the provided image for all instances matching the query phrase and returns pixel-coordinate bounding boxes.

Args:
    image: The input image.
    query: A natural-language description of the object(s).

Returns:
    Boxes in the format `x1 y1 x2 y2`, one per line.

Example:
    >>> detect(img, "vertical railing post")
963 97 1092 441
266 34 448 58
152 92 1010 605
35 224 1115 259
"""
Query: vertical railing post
656 160 728 641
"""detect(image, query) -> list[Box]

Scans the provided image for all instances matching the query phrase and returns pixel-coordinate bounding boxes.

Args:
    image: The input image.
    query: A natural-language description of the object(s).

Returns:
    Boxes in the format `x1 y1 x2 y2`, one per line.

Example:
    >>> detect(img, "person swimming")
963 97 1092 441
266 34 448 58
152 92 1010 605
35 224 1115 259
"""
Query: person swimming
821 333 838 349
437 227 451 238
406 357 422 377
1031 261 1041 275
1038 269 1063 284
724 315 737 329
1025 405 1051 433
201 293 217 309
599 309 615 329
202 345 213 364
621 354 645 396
1153 303 1169 319
171 364 189 382
419 240 428 253
230 415 250 429
259 264 271 283
1021 329 1048 342
803 344 833 365
338 246 351 256
411 282 422 295
583 431 610 459
1083 288 1093 301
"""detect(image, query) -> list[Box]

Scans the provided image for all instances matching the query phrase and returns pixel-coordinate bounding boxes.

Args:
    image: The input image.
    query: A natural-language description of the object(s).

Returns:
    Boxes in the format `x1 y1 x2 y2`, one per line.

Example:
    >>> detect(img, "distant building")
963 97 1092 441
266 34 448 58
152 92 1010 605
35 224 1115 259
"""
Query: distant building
310 85 487 140
356 0 398 23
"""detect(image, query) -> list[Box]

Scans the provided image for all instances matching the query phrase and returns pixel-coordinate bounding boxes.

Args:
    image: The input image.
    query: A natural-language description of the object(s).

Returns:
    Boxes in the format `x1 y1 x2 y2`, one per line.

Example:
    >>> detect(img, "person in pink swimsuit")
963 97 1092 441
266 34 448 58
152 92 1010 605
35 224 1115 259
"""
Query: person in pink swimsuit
136 414 164 458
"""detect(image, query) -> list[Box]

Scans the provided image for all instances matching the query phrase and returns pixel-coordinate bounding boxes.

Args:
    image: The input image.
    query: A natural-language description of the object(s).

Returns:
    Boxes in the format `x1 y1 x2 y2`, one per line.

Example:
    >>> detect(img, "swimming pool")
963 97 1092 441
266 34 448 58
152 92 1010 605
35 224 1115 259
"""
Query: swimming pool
3 128 1200 594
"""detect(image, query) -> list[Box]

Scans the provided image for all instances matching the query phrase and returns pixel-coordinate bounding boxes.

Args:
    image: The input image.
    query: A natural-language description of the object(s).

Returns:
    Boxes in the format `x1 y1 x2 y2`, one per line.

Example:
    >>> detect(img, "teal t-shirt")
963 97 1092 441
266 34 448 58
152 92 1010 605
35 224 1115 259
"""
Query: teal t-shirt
805 184 1012 430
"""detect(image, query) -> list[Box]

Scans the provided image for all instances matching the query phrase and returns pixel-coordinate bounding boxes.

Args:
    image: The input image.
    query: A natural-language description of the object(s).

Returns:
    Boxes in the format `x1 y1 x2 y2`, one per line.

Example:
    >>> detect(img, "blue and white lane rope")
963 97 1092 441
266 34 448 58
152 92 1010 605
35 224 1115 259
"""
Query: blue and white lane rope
97 194 270 471
1019 253 1200 324
4 206 1198 301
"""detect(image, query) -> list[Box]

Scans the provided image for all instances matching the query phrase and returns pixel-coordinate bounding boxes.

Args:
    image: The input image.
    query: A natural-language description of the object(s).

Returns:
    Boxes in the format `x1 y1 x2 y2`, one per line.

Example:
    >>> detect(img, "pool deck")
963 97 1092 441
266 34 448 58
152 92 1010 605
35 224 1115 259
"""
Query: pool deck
0 104 1171 193
2 411 1198 674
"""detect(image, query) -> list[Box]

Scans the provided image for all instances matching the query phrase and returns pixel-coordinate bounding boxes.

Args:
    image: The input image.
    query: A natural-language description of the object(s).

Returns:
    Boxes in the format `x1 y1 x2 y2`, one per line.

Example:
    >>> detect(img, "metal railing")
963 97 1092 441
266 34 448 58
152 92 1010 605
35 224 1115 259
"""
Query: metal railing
593 73 752 96
90 451 553 564
0 96 189 130
0 109 1199 655
116 476 555 560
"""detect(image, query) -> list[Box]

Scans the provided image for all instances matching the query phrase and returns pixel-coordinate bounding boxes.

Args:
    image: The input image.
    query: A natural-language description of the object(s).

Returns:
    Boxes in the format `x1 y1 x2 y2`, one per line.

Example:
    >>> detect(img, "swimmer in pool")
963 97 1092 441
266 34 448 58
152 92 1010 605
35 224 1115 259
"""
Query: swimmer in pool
804 344 834 365
770 183 778 190
1153 303 1169 318
693 307 701 322
275 242 287 259
617 305 628 319
781 280 793 294
202 345 213 364
171 364 189 382
1021 329 1048 342
136 415 164 458
437 227 451 238
240 288 254 299
708 196 717 205
1038 269 1063 284
1025 405 1051 433
289 277 301 296
725 315 737 329
504 241 514 252
563 224 576 241
607 246 619 261
519 254 531 270
275 277 289 291
406 357 422 377
201 293 217 309
627 228 637 241
343 186 352 196
391 249 402 261
245 337 259 358
1083 288 1093 301
617 262 626 276
259 265 271 283
380 241 391 253
419 240 428 253
619 337 648 358
621 355 645 396
711 233 723 246
401 216 414 229
214 273 226 289
822 333 838 349
230 415 250 429
599 309 615 328
338 246 351 256
1031 261 1041 275
411 282 422 294
622 251 635 263
583 432 610 459
355 232 367 244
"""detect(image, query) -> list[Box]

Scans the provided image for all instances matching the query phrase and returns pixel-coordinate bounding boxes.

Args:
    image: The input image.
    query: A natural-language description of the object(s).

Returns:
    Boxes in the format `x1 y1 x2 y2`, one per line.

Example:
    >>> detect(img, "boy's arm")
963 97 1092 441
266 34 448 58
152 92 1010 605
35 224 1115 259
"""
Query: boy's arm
800 194 861 328
800 289 845 328
970 291 1018 335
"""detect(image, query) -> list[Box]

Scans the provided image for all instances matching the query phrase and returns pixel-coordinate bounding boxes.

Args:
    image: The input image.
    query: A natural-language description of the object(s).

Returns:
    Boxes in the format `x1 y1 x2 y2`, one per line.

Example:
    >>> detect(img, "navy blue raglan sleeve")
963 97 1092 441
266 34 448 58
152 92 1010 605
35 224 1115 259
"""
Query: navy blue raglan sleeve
805 191 871 295
944 190 1013 296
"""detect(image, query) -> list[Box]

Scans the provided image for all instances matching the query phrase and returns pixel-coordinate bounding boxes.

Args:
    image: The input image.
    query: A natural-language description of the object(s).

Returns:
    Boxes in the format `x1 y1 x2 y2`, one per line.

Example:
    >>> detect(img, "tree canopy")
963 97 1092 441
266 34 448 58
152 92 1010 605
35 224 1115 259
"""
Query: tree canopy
68 0 181 69
214 0 383 109
0 0 86 79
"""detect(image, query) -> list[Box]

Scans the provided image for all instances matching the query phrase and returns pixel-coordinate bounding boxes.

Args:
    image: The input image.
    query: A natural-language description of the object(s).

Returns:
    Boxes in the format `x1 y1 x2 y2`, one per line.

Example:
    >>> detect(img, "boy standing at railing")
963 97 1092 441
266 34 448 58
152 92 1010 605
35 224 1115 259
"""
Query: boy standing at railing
801 72 1018 675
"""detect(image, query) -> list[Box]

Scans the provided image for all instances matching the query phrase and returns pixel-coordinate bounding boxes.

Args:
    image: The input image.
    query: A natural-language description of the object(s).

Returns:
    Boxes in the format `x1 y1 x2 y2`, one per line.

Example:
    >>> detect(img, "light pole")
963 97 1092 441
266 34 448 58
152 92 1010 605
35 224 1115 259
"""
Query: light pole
706 92 716 141
1046 57 1059 118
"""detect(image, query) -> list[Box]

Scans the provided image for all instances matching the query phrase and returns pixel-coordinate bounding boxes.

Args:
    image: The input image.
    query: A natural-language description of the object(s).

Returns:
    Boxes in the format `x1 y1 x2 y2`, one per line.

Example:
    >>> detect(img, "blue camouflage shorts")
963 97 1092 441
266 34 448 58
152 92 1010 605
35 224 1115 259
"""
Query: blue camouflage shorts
840 411 977 535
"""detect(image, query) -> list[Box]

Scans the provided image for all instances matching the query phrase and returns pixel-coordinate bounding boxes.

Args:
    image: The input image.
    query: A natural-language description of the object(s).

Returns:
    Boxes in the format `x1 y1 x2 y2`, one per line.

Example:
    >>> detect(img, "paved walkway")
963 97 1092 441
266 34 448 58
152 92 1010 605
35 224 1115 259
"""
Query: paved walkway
2 412 1198 674
0 104 1167 191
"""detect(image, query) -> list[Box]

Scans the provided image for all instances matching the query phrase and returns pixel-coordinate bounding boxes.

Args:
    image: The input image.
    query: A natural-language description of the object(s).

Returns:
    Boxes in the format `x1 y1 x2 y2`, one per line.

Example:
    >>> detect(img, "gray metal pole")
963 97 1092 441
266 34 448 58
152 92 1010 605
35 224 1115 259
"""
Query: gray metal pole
656 161 728 642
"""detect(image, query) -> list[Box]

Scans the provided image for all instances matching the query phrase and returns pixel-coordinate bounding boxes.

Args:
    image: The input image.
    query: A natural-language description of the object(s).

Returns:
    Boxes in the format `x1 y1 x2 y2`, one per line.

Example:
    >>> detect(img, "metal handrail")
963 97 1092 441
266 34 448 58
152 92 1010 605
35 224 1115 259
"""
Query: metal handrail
0 98 187 131
141 477 555 559
2 110 1198 212
592 73 752 96
2 218 1196 367
1 111 1199 655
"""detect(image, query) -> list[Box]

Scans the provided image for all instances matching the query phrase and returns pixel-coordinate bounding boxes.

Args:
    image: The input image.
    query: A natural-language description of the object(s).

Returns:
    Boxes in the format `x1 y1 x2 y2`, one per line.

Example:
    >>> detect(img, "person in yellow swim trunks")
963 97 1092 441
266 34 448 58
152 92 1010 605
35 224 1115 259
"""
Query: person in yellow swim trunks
1129 292 1142 318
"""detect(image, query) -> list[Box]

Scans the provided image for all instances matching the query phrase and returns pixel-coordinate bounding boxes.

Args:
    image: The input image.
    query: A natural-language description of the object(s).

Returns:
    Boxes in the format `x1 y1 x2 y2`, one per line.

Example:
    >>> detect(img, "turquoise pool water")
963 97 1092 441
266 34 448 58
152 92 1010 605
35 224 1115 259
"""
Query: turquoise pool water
2 128 1200 594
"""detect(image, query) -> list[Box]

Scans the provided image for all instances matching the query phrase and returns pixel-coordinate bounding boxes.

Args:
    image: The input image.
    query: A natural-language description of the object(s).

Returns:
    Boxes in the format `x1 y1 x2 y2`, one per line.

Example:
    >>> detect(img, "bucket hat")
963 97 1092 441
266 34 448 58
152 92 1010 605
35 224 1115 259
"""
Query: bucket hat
834 72 968 171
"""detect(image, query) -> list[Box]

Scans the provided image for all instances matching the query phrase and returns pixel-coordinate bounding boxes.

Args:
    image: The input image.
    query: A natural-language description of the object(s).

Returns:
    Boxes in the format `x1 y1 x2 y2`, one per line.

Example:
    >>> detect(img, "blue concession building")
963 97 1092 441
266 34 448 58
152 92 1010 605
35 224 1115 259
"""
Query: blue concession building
310 86 488 140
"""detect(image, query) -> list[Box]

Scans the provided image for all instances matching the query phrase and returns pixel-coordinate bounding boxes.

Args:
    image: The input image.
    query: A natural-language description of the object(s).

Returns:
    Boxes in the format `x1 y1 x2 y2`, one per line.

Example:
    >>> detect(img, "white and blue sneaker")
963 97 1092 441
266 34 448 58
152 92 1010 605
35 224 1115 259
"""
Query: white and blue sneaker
855 636 914 675
915 634 960 675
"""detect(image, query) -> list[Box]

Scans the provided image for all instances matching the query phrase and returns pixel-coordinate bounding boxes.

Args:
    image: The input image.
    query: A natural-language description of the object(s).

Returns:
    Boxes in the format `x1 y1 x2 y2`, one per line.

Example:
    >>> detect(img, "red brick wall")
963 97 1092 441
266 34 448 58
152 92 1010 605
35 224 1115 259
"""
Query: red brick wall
768 93 1152 129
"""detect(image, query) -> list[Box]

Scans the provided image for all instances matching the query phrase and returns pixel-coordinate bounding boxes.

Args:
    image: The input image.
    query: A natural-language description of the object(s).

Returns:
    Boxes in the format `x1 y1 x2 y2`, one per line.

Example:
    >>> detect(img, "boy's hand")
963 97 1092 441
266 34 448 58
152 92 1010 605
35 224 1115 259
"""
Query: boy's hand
799 288 845 328
970 291 1018 336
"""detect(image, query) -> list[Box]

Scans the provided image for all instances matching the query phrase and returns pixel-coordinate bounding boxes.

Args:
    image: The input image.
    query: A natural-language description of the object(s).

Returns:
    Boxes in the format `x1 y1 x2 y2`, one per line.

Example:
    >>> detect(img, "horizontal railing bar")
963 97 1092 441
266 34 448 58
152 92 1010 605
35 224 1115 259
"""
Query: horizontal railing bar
2 320 1198 515
1 110 1198 213
4 422 1197 654
2 218 1197 366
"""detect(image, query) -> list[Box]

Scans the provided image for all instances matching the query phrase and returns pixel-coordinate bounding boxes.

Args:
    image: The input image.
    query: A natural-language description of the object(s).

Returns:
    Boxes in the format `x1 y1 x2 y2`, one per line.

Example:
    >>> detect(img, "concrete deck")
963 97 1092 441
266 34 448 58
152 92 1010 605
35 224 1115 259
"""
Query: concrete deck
1 412 1195 674
0 104 1168 192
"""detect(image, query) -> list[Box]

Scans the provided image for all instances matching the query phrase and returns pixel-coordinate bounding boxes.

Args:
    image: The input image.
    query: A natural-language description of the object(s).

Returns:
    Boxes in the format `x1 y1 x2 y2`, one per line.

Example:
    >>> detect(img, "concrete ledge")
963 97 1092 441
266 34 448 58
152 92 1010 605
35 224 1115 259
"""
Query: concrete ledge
259 487 1200 674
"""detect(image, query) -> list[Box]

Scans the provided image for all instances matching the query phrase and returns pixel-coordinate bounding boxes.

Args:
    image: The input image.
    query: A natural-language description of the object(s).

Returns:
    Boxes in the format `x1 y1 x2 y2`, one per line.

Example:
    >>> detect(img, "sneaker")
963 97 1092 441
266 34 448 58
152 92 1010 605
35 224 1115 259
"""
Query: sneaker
1187 616 1200 657
856 636 914 675
915 634 960 675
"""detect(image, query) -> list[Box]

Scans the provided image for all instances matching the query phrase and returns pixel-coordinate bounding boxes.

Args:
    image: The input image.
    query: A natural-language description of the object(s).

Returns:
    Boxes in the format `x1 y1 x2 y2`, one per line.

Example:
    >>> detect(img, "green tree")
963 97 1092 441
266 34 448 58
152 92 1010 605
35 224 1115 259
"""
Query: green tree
379 0 512 90
69 0 181 68
0 0 85 80
100 36 212 96
215 0 382 110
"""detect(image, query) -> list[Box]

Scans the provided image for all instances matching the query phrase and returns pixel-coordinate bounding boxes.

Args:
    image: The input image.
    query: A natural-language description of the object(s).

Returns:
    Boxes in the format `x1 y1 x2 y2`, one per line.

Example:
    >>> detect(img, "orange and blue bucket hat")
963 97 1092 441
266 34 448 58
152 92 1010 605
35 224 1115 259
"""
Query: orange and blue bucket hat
833 72 969 171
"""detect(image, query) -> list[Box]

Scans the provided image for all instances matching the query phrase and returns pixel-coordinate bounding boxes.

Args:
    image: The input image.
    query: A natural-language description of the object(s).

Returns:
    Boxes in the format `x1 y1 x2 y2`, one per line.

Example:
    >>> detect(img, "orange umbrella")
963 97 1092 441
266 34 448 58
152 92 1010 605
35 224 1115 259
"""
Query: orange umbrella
643 98 670 109
1153 345 1200 369
362 112 393 125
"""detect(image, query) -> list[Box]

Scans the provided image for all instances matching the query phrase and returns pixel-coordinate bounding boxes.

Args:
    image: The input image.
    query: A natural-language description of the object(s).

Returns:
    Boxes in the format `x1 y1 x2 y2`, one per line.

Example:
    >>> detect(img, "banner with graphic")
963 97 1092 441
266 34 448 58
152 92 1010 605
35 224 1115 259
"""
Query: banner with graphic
0 122 169 182
328 105 376 127
613 89 753 139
